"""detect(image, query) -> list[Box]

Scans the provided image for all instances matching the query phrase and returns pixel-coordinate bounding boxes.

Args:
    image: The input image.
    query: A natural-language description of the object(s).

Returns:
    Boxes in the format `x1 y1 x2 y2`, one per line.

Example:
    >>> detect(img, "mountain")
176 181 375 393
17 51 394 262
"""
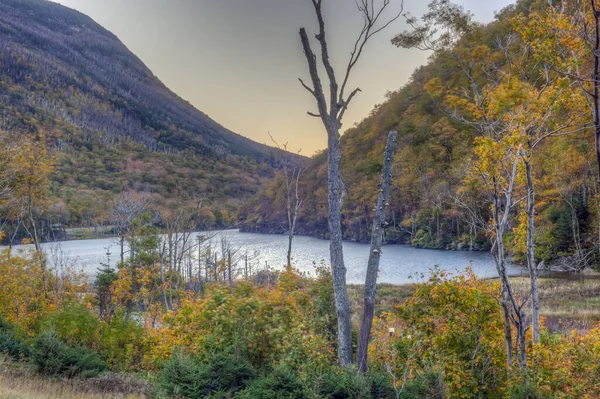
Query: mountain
0 0 292 227
239 0 597 266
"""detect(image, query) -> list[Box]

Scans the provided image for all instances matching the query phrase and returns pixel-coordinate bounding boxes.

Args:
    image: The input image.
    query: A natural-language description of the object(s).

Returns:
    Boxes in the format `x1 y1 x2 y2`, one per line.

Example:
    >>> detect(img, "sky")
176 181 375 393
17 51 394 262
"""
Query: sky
53 0 515 155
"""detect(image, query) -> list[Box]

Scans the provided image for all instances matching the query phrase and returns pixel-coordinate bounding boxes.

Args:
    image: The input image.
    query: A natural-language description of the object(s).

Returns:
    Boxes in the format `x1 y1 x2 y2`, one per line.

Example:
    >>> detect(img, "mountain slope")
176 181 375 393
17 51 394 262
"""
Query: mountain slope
0 0 290 226
239 0 597 266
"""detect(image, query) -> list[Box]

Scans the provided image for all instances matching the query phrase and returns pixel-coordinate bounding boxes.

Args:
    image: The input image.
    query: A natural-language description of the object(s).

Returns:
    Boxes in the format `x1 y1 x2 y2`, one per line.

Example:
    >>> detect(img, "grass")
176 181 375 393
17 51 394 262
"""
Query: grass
349 272 600 333
0 359 148 399
512 272 600 332
348 283 416 326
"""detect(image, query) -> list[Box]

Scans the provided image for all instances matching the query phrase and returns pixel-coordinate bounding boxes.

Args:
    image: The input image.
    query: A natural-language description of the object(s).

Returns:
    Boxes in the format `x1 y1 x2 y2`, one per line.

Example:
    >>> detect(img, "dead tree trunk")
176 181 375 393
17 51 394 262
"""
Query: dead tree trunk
299 0 401 366
356 131 397 374
268 133 304 267
287 168 303 266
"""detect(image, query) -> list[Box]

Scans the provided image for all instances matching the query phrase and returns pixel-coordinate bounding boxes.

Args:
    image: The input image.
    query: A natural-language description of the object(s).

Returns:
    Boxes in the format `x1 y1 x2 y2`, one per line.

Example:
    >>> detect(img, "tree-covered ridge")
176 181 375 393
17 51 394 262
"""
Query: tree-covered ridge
240 0 597 267
0 0 295 229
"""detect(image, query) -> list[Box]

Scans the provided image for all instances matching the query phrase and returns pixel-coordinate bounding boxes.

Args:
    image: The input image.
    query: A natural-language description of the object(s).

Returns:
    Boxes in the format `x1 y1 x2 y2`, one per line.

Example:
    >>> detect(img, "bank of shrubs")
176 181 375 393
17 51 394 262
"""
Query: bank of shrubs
4 249 600 398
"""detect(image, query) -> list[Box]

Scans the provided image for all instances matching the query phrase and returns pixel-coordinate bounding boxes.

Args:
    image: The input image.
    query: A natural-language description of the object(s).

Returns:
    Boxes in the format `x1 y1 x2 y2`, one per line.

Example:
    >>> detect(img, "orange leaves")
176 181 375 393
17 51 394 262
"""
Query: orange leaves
0 247 88 335
527 327 600 398
370 270 506 398
424 77 445 99
145 272 335 371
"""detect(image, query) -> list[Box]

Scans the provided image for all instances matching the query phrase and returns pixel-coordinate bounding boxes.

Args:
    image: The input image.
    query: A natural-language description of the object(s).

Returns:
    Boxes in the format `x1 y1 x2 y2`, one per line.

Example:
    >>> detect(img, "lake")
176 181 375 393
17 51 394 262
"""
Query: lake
11 230 521 284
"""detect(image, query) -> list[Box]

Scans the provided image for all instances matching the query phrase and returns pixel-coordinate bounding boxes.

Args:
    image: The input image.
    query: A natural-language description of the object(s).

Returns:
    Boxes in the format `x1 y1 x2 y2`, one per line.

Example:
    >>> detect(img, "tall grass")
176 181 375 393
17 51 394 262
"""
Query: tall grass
0 370 146 399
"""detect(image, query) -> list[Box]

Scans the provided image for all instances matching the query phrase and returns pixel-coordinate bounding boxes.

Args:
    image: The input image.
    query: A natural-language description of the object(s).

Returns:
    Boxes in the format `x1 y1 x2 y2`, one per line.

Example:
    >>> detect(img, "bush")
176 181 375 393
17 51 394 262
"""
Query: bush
32 330 107 378
311 368 394 399
0 316 30 360
157 351 255 398
370 270 505 398
99 310 146 371
399 371 446 399
44 306 147 372
0 330 30 360
149 277 335 371
235 367 308 399
44 305 102 349
505 382 548 399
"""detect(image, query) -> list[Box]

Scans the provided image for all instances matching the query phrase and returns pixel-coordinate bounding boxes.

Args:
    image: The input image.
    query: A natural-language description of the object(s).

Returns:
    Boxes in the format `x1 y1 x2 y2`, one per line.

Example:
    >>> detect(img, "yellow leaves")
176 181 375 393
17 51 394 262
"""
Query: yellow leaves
145 273 335 371
424 77 445 99
511 210 528 257
369 270 506 397
0 248 88 335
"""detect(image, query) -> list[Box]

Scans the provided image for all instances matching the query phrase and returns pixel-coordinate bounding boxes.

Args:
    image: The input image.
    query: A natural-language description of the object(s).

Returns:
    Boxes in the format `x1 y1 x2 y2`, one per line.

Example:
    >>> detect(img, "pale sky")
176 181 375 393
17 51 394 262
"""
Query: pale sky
52 0 515 155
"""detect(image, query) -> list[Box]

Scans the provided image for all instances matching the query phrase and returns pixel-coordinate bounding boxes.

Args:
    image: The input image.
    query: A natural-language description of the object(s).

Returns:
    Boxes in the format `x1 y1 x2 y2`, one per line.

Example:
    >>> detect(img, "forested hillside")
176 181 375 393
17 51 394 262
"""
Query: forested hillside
240 0 597 268
0 0 291 230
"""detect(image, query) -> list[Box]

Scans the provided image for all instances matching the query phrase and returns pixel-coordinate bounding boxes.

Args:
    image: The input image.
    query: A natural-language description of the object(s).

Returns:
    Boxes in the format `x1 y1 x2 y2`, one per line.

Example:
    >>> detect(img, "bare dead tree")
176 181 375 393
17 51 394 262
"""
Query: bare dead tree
299 0 402 366
109 192 151 264
268 133 304 266
356 131 397 373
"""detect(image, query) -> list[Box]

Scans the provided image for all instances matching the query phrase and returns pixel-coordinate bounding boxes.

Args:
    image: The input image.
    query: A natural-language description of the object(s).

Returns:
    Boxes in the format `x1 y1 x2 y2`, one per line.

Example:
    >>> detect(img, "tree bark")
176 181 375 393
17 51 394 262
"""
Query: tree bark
286 167 302 266
298 0 399 365
356 131 397 374
524 160 540 343
501 285 513 368
593 2 600 183
491 154 527 370
326 121 353 366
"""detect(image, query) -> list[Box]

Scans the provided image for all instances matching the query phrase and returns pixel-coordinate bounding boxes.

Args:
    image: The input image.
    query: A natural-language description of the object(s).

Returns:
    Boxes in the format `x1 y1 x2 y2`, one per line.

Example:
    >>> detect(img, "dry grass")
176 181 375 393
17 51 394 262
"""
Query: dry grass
0 375 147 399
349 273 600 333
0 361 148 399
511 272 600 332
348 283 416 327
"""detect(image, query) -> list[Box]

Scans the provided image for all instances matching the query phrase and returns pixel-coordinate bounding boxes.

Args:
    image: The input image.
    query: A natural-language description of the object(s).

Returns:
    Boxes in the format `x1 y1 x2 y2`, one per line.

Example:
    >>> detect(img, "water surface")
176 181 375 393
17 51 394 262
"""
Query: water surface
11 230 520 284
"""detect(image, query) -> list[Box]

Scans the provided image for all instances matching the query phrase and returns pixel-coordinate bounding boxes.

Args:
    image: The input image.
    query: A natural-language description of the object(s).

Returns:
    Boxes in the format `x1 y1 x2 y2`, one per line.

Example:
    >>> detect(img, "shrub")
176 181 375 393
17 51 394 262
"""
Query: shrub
370 270 506 398
99 310 147 371
0 316 30 360
311 367 394 399
149 272 335 371
505 382 548 399
0 330 30 360
157 351 205 398
235 367 308 399
32 330 107 378
44 305 102 349
399 371 446 399
157 351 255 398
44 306 147 372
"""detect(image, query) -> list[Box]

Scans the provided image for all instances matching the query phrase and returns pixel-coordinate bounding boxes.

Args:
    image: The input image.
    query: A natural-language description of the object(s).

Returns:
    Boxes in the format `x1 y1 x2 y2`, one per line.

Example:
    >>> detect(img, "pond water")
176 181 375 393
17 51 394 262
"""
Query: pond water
10 230 522 284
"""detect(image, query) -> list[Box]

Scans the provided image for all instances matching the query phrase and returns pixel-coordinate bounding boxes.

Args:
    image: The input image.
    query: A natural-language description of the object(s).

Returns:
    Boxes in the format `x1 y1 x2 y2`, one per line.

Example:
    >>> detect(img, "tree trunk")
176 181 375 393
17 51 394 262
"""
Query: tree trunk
491 155 527 370
159 249 169 310
524 160 540 343
287 233 293 266
356 131 397 374
501 285 513 368
326 121 353 366
119 235 125 265
28 209 48 299
228 250 232 285
593 6 600 183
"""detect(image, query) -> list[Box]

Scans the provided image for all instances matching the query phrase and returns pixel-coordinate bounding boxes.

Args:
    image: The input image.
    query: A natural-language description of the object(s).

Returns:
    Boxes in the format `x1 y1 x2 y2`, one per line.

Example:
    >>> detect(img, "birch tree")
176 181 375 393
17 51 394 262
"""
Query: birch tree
393 0 530 368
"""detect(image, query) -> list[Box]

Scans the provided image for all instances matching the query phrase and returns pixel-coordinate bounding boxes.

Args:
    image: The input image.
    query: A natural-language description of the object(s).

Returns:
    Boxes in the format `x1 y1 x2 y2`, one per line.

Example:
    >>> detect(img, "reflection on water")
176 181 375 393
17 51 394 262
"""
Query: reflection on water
10 230 522 284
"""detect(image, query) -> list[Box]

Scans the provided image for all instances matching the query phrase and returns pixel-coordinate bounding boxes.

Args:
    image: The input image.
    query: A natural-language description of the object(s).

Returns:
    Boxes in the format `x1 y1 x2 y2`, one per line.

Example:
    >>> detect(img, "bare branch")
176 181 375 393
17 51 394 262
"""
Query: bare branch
299 28 329 118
